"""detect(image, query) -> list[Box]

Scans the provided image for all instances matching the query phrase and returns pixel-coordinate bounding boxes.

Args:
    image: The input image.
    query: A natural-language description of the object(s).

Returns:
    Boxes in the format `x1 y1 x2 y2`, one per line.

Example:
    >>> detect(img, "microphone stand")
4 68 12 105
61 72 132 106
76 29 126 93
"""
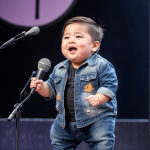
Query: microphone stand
0 31 26 50
20 71 36 103
8 71 36 150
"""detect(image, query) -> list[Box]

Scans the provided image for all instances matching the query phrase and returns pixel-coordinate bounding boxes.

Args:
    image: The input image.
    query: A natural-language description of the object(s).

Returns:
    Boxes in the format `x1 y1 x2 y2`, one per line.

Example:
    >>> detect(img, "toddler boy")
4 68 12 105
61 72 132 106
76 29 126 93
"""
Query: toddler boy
30 16 118 150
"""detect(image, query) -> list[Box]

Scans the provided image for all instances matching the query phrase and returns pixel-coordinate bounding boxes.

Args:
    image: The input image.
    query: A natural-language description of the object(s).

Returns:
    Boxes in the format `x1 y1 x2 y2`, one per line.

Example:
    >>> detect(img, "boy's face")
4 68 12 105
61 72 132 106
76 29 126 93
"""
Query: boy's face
61 23 99 68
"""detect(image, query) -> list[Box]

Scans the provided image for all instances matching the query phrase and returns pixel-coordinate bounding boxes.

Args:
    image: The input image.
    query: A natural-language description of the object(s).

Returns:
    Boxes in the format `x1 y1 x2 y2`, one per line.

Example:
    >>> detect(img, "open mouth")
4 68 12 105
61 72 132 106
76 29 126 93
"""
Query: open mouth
69 46 77 51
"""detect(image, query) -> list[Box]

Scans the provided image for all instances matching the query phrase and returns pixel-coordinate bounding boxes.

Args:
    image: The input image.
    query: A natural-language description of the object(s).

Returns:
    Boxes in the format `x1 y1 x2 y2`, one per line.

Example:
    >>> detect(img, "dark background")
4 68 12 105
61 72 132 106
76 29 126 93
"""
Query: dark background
0 0 148 119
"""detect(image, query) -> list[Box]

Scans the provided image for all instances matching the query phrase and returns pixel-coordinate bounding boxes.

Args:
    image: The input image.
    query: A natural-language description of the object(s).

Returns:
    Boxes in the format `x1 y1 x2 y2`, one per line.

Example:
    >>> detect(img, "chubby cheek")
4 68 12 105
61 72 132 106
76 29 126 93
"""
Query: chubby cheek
61 44 67 57
79 45 89 55
78 42 90 52
61 42 64 49
78 42 85 48
61 42 66 51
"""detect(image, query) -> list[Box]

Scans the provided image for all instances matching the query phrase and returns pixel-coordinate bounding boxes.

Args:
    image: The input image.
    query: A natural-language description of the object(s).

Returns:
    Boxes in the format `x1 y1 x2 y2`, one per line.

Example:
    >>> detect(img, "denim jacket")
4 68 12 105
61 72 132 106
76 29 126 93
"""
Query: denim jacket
45 53 118 128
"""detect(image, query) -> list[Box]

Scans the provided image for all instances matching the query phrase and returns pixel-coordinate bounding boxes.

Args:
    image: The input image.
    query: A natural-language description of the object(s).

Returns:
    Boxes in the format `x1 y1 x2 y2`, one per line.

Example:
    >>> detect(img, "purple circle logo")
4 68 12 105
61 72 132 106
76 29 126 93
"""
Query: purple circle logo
0 0 77 27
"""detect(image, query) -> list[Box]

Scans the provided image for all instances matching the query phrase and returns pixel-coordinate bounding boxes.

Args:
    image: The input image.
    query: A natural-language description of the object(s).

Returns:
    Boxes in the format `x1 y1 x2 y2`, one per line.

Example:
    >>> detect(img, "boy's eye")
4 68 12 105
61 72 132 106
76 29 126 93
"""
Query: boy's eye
64 36 69 39
76 36 82 38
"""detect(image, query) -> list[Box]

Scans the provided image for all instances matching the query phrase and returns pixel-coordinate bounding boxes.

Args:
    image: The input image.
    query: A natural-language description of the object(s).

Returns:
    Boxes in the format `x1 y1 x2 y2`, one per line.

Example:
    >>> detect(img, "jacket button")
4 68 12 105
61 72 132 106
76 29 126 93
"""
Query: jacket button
76 105 79 107
76 93 78 95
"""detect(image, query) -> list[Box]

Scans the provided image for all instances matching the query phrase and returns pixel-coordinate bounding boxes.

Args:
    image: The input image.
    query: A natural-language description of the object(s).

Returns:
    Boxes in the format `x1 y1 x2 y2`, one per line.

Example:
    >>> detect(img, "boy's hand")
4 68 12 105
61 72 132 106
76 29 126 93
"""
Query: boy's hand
85 95 100 107
30 77 44 92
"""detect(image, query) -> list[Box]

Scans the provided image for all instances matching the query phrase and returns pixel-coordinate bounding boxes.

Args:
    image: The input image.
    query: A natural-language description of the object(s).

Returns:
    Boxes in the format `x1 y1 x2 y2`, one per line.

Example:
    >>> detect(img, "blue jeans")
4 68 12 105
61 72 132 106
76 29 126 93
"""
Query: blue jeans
50 116 116 150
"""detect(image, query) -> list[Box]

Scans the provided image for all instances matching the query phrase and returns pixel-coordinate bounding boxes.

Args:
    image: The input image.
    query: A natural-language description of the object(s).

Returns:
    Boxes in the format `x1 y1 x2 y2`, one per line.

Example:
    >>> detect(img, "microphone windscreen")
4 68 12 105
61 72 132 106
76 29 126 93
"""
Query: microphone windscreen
32 26 40 35
38 58 51 72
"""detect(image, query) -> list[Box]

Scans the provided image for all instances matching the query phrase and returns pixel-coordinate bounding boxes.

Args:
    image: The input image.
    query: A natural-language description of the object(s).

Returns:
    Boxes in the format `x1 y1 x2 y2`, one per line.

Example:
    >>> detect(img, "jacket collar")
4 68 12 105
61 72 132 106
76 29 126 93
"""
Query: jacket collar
58 53 97 69
84 53 97 66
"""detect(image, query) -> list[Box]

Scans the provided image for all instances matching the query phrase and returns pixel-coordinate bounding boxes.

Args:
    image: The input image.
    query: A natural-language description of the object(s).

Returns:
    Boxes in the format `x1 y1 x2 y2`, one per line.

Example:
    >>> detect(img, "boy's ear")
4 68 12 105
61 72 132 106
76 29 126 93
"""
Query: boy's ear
91 41 100 52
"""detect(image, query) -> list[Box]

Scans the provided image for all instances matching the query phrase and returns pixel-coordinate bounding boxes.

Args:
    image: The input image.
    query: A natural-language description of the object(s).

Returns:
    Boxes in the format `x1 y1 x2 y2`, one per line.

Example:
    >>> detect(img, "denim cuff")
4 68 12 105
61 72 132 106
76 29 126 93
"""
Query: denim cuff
96 87 116 99
44 81 56 99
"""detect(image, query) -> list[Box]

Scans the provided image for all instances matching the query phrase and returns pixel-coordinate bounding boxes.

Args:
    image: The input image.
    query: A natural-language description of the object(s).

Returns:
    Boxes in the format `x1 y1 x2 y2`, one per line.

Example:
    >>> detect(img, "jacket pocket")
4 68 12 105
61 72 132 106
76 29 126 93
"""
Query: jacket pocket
80 73 97 93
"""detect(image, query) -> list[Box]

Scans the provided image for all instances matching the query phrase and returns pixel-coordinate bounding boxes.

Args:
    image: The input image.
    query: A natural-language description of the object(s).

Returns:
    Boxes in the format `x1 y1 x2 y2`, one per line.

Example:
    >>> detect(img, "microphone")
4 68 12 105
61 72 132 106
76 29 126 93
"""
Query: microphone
0 26 40 48
24 26 40 37
30 58 51 94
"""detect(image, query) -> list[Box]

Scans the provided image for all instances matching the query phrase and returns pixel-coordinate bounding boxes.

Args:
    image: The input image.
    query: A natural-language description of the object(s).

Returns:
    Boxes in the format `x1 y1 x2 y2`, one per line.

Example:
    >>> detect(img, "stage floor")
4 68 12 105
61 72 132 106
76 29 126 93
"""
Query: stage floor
0 119 148 150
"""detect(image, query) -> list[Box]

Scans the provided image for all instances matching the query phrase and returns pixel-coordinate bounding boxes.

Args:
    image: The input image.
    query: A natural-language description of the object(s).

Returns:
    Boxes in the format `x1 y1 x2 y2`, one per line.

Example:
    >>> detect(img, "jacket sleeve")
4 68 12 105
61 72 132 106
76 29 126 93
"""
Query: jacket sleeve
96 62 118 99
44 67 56 99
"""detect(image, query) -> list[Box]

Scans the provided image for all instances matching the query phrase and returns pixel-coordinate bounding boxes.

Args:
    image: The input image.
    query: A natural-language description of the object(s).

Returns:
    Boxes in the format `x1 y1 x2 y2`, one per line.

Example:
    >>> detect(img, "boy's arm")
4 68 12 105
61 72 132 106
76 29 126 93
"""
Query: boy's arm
86 62 118 106
95 93 110 104
30 65 56 99
36 81 50 97
86 93 110 106
96 62 118 100
30 78 51 97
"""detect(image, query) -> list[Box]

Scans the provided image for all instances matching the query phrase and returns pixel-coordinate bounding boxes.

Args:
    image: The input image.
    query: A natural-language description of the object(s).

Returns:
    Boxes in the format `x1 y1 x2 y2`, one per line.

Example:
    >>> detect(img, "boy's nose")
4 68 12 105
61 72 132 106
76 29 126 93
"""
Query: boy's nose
69 38 75 44
69 41 75 44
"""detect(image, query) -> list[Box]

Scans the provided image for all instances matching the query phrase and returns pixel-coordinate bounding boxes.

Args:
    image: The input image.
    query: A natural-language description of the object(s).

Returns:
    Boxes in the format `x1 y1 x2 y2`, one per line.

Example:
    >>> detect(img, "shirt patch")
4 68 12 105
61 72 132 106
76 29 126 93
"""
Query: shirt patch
57 94 60 100
84 83 94 93
87 109 90 112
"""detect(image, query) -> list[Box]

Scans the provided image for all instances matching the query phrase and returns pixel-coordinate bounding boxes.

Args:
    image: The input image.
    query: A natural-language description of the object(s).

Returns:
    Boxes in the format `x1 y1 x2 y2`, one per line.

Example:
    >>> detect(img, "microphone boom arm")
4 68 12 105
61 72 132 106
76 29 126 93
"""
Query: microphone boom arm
0 31 26 50
0 26 40 50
